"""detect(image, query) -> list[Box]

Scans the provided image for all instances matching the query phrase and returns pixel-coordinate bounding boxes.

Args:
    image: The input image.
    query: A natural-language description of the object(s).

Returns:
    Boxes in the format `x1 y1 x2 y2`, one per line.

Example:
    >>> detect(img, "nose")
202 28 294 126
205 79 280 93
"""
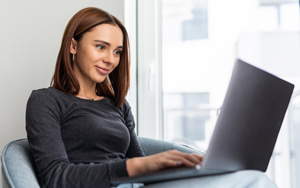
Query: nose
103 51 115 65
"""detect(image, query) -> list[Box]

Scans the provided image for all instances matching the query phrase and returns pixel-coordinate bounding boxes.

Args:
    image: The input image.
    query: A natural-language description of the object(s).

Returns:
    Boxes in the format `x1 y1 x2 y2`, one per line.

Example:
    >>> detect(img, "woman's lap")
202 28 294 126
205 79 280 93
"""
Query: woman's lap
115 170 278 188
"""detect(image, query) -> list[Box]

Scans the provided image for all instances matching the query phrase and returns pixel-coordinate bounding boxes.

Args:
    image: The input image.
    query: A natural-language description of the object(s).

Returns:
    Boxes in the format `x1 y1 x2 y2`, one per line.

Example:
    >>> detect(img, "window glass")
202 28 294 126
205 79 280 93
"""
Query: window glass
161 0 300 187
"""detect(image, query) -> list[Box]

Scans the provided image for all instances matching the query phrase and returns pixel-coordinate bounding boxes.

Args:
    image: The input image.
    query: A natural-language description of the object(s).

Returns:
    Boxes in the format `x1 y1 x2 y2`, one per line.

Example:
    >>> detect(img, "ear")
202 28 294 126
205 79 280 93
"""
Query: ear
70 38 77 54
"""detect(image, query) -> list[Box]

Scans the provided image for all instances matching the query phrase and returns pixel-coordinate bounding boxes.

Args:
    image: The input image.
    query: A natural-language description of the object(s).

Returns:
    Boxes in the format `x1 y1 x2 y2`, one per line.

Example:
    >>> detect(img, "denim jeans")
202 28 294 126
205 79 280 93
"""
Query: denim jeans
114 170 278 188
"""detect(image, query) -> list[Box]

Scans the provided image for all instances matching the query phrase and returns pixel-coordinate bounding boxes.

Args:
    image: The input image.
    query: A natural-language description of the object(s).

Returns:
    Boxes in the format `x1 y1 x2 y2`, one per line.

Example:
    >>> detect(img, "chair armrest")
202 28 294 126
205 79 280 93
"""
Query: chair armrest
137 137 205 156
1 138 40 188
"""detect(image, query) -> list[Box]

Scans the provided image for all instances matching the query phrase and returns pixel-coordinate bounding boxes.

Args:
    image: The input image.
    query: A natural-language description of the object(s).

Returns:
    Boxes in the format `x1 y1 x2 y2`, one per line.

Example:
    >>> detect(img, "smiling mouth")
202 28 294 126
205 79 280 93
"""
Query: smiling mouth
95 66 110 75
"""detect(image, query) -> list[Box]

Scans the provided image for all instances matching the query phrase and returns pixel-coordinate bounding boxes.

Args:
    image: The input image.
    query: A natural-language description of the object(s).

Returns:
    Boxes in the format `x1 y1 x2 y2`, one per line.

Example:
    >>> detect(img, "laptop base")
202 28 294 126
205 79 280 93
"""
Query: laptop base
111 167 233 185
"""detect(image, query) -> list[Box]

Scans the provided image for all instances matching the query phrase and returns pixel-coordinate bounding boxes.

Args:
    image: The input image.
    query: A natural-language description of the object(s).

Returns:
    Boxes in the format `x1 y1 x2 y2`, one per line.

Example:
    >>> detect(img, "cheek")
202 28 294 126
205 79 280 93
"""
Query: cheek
77 49 92 65
115 57 121 66
86 50 100 61
112 58 120 70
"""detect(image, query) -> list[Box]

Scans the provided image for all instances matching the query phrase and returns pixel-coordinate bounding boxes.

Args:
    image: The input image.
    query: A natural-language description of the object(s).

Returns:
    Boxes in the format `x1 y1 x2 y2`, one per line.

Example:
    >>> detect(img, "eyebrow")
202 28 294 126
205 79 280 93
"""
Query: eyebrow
94 40 123 49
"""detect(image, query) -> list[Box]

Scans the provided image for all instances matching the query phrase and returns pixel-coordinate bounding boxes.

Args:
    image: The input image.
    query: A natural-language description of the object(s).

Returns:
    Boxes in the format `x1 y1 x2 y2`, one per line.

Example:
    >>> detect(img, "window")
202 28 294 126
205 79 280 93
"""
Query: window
137 0 300 187
164 92 213 149
181 0 208 40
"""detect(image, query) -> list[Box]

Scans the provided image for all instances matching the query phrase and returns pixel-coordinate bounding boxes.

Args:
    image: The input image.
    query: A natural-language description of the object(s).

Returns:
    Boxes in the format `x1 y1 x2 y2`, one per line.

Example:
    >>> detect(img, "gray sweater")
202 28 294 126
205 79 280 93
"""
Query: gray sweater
26 87 144 188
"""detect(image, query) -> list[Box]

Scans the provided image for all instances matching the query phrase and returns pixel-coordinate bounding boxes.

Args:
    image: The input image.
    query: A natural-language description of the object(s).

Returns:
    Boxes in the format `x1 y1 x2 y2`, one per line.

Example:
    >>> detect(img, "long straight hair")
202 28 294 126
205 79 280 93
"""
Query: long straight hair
51 7 130 107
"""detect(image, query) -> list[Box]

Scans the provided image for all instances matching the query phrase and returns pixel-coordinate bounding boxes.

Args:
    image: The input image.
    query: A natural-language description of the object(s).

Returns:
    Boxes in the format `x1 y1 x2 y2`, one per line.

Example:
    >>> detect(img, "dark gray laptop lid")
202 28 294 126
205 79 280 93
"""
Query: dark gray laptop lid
202 59 294 172
111 59 294 185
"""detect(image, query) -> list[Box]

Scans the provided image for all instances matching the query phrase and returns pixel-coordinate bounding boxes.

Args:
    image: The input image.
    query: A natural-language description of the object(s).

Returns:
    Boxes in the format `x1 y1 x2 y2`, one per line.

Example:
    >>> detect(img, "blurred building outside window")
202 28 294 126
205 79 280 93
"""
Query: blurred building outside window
161 0 300 187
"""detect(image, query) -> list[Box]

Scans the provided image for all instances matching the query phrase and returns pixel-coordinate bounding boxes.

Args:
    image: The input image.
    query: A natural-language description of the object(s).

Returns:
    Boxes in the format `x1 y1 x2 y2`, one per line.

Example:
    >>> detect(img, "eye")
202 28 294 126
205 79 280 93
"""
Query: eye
114 49 122 55
96 45 104 50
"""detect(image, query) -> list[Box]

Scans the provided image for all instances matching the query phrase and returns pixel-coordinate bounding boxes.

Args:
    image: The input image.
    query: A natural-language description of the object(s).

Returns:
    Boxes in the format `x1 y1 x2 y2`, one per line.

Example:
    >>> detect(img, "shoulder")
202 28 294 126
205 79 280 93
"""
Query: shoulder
119 99 135 125
122 99 130 109
119 99 131 114
27 87 71 110
29 87 69 101
28 88 51 103
30 87 62 98
26 88 72 120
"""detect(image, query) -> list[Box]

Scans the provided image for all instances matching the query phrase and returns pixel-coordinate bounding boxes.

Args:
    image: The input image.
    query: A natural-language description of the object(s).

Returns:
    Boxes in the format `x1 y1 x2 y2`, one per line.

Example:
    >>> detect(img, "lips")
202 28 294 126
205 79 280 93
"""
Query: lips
95 66 110 75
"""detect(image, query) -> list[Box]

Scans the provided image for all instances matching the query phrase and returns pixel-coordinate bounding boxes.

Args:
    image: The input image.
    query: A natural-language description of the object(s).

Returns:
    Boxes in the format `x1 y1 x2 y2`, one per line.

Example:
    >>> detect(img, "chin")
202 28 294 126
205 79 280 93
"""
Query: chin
94 76 107 84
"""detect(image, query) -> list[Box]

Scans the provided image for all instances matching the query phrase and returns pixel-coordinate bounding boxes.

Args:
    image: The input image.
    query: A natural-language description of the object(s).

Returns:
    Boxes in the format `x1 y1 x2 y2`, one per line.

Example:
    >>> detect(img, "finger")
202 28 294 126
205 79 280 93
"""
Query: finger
170 160 183 167
160 152 192 167
184 154 202 165
162 158 184 168
170 155 198 167
176 157 197 167
163 150 202 167
191 153 204 162
169 151 202 165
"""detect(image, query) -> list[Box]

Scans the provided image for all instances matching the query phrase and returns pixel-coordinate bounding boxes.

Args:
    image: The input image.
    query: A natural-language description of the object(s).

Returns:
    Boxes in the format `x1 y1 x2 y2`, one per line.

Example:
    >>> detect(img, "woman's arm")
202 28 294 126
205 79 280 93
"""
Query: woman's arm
126 150 203 176
121 100 203 176
122 100 145 158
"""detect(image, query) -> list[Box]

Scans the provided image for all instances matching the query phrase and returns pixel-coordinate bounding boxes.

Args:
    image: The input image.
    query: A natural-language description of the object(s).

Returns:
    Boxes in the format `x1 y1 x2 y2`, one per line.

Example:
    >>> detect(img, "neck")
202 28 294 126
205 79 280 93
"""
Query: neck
72 65 99 100
77 82 98 100
77 91 97 100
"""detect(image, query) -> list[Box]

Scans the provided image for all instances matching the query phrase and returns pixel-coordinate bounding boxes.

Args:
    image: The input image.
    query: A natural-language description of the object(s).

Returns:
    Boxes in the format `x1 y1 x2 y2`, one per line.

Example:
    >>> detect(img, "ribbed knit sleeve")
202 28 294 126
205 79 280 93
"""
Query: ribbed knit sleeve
26 89 134 188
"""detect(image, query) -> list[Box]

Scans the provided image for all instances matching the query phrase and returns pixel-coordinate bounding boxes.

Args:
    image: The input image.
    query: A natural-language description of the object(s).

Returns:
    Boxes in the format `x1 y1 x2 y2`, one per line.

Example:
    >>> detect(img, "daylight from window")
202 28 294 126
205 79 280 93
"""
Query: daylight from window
161 0 300 187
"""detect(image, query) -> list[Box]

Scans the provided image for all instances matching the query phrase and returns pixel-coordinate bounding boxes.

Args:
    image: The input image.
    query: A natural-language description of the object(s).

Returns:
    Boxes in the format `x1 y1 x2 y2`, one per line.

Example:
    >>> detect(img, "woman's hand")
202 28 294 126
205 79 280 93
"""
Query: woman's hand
126 150 203 177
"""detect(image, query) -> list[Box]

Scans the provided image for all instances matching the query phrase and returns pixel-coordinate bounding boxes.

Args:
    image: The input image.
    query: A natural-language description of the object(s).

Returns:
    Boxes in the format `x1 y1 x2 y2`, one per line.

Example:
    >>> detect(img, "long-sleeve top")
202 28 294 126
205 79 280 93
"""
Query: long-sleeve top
26 87 145 188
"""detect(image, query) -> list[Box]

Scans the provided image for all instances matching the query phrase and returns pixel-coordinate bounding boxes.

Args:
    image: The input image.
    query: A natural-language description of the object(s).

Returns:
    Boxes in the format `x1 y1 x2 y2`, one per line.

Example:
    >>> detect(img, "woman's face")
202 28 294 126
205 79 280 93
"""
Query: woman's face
71 24 123 85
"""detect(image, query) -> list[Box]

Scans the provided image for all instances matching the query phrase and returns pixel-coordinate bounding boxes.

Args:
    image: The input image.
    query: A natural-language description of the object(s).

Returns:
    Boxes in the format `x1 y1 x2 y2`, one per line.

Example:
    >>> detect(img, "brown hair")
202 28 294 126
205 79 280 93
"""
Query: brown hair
51 7 130 107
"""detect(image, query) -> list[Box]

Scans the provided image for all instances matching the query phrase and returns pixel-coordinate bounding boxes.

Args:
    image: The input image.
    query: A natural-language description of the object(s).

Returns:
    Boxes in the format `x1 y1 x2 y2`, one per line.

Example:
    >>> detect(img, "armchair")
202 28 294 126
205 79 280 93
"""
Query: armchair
1 137 204 188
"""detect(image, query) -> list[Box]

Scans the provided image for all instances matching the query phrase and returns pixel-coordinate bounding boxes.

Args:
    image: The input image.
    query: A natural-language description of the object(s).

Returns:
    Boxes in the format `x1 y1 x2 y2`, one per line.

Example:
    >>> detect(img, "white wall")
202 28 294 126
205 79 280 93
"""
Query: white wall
0 0 125 185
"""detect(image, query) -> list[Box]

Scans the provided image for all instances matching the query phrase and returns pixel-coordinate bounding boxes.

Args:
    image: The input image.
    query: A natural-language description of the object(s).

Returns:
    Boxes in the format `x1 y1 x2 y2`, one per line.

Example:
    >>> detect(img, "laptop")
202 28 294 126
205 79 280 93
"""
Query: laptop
111 59 294 185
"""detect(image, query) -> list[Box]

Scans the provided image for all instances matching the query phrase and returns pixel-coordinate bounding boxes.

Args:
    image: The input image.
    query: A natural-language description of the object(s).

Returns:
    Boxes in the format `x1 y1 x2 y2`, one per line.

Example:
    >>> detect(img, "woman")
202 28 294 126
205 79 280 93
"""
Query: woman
26 7 202 188
26 7 278 188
